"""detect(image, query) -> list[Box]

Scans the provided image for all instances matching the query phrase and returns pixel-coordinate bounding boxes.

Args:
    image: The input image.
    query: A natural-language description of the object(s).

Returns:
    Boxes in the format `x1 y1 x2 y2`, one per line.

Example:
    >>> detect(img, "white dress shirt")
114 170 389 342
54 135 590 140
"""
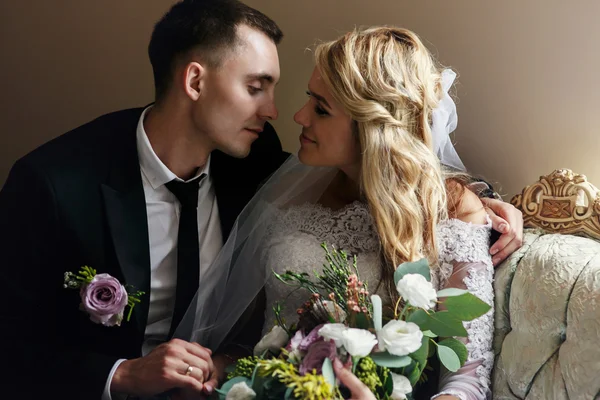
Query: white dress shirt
102 106 223 400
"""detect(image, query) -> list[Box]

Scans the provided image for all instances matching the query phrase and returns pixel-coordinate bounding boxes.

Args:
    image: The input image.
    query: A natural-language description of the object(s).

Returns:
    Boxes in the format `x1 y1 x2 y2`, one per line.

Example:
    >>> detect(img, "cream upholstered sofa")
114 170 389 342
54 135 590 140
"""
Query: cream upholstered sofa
492 169 600 399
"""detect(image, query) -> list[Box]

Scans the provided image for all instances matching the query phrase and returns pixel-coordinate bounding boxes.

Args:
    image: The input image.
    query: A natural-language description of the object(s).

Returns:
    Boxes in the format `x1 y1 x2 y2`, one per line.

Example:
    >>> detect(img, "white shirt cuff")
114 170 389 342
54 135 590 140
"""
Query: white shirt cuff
102 359 127 400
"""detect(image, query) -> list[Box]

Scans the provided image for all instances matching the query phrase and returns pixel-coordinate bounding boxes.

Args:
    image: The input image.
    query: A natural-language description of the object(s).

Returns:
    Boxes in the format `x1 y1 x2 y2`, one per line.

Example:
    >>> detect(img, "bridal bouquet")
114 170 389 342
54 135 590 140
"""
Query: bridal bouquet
217 244 490 400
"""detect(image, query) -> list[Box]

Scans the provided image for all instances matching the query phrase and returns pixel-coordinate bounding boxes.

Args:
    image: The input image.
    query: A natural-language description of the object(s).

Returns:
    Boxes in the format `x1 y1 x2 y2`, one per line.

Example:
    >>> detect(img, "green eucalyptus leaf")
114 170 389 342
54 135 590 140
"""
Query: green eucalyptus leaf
406 361 421 386
370 351 412 368
408 310 468 337
383 369 394 395
436 288 468 297
438 338 468 367
394 258 431 285
437 345 461 372
284 386 295 400
442 293 491 321
322 358 335 387
409 335 429 368
215 376 251 398
251 363 265 399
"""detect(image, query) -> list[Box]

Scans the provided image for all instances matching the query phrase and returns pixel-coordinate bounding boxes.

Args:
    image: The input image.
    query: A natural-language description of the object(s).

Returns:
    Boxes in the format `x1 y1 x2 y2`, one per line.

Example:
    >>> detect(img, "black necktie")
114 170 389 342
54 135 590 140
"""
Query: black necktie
165 174 206 336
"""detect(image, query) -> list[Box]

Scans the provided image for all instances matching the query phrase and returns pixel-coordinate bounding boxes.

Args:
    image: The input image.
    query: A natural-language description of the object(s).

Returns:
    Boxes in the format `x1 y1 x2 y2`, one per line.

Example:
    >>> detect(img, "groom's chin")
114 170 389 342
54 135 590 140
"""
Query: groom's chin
220 142 253 159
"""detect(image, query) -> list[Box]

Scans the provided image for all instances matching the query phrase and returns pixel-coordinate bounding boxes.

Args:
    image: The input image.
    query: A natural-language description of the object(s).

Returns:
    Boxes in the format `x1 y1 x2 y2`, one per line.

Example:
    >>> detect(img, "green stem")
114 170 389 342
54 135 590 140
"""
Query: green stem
398 303 409 320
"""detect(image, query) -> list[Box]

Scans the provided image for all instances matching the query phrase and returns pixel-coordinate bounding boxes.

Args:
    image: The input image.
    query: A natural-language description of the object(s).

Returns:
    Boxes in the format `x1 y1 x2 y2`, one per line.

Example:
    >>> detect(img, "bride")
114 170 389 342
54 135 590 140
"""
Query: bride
181 26 503 399
260 27 494 400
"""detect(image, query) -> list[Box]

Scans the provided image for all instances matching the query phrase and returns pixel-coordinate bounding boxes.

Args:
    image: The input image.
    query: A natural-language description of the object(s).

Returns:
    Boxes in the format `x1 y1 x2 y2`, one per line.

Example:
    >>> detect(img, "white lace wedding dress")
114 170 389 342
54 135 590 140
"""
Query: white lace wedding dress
262 201 494 400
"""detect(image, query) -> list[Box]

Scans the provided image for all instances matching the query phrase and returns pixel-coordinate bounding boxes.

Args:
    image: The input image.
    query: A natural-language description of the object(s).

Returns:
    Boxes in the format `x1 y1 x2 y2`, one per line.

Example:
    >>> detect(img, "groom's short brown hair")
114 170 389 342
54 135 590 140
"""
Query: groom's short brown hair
148 0 283 101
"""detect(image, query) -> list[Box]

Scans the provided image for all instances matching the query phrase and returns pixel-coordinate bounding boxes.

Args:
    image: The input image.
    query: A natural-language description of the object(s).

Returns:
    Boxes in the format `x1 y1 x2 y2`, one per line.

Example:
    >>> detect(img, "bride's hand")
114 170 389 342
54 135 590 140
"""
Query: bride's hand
333 358 376 400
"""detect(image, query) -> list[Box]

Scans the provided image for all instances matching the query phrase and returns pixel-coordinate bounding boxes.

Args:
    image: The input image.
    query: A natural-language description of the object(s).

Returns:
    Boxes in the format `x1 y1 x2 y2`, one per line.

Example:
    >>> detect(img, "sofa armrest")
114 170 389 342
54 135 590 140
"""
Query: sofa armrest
493 169 600 399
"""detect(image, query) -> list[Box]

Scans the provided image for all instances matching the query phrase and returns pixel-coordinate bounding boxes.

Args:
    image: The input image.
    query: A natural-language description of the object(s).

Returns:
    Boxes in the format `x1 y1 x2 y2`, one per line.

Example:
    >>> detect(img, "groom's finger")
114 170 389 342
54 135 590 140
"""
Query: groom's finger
181 356 211 384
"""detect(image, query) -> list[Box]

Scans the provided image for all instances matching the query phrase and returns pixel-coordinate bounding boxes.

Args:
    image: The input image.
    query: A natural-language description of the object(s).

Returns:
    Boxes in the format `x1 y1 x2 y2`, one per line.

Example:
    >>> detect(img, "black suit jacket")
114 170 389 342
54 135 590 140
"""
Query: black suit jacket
0 107 289 399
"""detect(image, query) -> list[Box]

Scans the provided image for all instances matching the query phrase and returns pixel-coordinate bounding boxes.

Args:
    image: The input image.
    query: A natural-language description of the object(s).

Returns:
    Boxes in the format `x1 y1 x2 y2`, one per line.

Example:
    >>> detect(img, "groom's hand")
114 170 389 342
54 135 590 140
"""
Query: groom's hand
111 339 214 397
481 197 524 266
169 354 229 399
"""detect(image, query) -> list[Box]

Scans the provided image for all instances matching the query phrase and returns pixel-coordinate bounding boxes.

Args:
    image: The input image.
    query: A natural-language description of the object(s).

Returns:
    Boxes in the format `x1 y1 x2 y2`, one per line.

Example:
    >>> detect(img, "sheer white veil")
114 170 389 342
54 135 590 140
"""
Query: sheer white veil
174 157 338 350
432 69 465 171
174 69 464 351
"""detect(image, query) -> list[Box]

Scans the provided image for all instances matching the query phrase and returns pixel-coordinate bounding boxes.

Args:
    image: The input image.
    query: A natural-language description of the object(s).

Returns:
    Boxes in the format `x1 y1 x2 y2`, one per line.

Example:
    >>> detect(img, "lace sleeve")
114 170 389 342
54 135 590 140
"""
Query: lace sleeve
431 218 495 400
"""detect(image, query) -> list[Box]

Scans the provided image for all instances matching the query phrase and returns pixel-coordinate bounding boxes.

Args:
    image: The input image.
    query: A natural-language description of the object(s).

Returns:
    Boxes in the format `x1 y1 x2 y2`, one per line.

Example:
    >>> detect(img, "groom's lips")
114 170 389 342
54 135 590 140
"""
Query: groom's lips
244 127 263 136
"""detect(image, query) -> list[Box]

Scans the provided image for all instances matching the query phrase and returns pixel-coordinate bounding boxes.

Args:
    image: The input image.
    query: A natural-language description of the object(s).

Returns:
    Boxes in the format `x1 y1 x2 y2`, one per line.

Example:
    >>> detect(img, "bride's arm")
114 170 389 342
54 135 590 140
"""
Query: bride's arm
433 187 495 400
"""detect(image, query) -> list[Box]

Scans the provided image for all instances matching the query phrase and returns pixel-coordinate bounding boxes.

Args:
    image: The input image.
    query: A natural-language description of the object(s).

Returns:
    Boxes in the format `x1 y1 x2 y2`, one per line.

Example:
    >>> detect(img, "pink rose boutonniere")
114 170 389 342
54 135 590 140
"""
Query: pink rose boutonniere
64 266 145 327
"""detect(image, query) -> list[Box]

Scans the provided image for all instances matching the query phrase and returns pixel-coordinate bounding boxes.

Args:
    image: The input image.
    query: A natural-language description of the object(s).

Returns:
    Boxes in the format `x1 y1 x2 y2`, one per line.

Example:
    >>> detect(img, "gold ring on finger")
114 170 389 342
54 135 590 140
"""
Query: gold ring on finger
185 365 194 376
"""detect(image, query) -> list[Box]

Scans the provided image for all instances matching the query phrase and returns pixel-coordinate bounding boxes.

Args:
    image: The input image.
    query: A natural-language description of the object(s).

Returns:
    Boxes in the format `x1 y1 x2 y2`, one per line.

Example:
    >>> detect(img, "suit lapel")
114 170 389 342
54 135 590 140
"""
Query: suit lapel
101 110 151 333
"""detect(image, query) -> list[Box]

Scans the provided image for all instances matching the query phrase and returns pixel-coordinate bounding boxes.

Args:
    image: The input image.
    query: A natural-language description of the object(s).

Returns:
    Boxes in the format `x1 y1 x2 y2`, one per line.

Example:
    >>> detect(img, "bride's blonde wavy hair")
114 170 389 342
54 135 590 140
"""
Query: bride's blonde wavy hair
314 26 451 294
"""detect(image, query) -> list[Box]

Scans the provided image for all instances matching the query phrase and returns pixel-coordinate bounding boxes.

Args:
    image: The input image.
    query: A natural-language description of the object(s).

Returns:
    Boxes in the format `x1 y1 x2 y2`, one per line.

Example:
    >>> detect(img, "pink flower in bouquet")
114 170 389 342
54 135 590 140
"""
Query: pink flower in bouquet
299 340 337 375
298 324 324 351
80 273 128 326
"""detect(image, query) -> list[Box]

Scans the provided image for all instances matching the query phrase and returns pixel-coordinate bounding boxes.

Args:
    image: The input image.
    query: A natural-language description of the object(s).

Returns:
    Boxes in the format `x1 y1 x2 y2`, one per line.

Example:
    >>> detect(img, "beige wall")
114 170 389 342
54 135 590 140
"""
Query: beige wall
2 1 599 198
0 0 176 185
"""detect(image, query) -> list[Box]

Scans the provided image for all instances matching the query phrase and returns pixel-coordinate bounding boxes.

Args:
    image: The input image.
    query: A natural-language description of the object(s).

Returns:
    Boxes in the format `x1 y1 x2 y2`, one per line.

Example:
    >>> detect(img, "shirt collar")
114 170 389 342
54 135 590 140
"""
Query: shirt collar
136 106 211 190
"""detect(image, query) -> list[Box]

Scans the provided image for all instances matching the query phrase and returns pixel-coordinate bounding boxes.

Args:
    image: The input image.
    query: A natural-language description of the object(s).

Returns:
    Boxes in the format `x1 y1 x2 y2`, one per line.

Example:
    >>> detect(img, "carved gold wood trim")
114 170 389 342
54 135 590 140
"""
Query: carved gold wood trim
511 169 600 240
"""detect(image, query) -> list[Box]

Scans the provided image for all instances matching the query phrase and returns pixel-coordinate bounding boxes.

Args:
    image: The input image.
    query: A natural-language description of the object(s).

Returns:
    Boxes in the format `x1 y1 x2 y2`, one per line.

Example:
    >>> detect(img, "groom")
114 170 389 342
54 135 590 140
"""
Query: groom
0 1 522 399
0 1 287 399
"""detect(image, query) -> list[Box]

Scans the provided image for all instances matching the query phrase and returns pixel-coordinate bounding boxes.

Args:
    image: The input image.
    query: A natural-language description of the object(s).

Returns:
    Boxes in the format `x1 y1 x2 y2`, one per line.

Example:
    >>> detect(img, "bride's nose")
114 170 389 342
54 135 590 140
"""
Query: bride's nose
293 102 310 127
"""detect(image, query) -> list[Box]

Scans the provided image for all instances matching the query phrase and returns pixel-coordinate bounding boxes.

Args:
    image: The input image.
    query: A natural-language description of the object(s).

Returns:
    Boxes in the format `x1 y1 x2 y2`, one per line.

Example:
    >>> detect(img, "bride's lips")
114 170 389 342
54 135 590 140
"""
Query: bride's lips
299 133 316 145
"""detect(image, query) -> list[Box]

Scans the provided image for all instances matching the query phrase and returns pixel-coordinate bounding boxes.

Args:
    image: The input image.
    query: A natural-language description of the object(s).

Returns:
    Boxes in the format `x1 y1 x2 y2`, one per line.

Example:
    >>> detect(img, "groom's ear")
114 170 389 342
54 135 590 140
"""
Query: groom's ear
183 61 206 101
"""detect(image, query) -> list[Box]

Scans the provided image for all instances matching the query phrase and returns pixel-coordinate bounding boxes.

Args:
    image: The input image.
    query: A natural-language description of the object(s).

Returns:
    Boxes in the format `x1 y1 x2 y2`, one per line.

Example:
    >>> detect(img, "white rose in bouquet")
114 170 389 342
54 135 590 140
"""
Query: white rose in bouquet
390 372 412 400
318 323 347 347
341 328 378 357
379 320 423 356
396 273 437 310
226 381 256 400
253 325 289 356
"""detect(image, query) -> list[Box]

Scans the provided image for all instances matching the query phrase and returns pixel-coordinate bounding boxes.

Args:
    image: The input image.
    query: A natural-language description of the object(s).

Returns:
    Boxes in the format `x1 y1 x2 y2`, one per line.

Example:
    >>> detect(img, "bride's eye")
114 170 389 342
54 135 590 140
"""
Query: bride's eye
314 105 329 116
305 91 330 116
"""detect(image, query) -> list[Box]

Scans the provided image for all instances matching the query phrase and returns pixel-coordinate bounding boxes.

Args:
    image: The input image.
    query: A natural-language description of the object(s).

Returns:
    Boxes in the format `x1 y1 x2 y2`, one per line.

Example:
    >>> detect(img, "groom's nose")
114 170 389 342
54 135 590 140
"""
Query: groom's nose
258 98 278 121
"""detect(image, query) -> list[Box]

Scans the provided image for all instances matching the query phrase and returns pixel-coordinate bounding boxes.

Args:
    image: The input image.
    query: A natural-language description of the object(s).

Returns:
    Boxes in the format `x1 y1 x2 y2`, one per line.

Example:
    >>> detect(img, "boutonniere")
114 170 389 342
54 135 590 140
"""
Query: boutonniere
64 266 145 327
